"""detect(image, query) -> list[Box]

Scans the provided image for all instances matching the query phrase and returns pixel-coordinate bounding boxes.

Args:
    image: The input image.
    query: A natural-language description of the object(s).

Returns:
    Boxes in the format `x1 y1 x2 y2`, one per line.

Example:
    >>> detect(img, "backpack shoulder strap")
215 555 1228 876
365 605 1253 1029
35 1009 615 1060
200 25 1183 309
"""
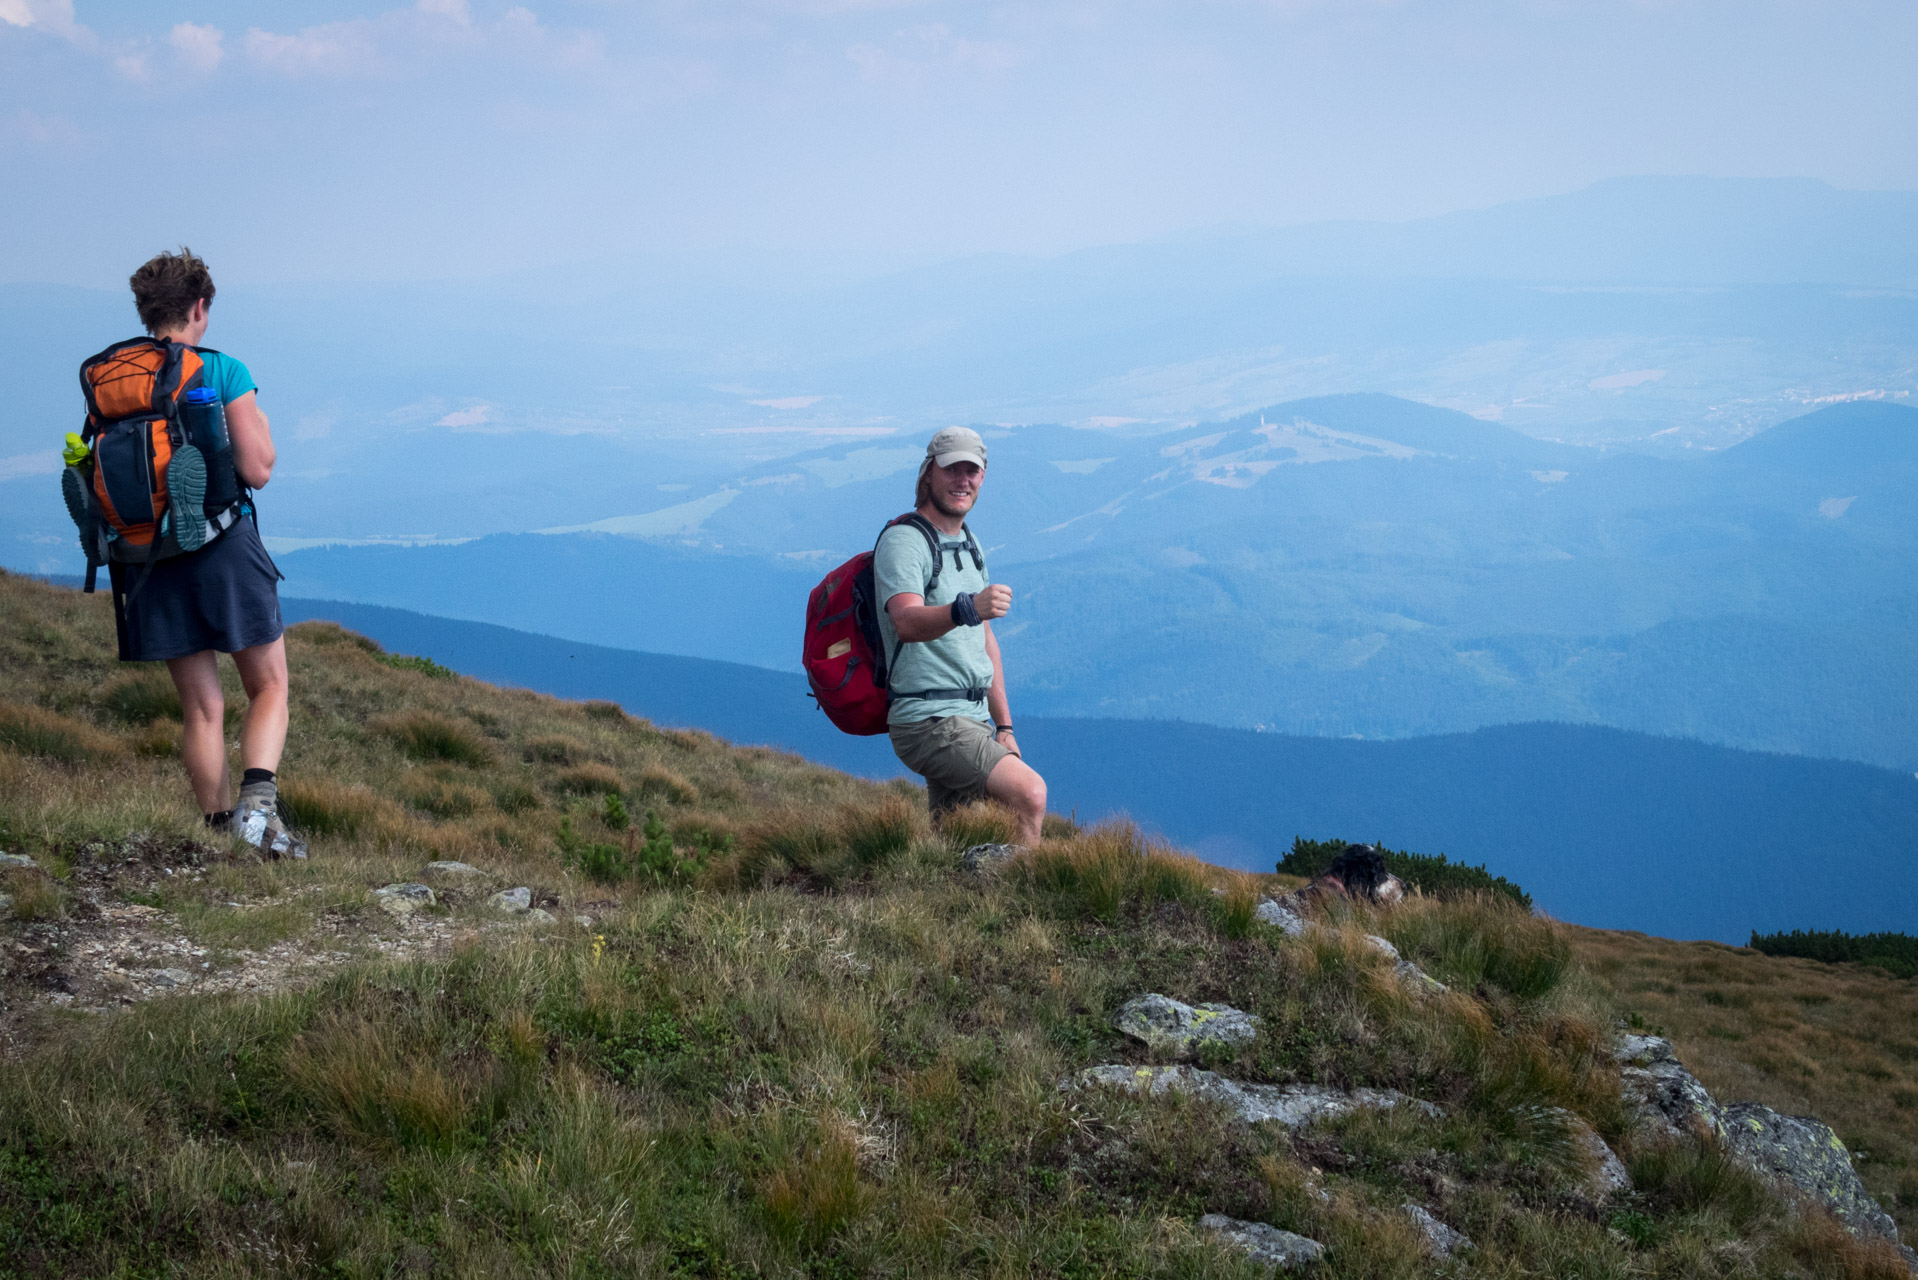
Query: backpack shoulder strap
958 522 983 572
889 513 946 597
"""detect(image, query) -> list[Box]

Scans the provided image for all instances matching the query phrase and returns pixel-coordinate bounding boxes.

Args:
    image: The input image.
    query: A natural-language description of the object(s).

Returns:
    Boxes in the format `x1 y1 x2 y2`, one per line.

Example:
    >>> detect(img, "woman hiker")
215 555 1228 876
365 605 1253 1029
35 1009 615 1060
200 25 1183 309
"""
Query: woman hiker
100 249 305 857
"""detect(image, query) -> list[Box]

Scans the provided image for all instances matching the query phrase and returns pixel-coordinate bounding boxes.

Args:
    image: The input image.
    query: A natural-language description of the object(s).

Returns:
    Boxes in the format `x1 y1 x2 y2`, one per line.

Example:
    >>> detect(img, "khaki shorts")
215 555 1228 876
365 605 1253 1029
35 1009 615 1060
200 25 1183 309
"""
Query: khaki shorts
889 715 1010 817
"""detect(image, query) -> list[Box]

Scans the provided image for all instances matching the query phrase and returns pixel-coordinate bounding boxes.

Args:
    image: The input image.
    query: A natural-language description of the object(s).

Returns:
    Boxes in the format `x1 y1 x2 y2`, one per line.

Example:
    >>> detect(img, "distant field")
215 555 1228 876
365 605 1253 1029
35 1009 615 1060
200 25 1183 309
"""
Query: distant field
1571 926 1918 1239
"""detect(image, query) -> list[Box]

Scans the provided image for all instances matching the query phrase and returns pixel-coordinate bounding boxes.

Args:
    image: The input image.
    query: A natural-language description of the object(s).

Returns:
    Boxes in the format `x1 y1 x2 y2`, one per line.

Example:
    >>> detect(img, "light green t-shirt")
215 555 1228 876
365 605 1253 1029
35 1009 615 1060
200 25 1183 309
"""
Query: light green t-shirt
874 521 993 726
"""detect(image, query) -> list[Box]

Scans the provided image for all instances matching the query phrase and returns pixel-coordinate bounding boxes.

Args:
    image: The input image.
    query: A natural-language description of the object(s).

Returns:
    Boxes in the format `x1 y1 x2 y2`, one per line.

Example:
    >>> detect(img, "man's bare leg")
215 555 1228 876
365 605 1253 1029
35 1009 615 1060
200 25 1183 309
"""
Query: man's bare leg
985 753 1048 847
165 650 230 814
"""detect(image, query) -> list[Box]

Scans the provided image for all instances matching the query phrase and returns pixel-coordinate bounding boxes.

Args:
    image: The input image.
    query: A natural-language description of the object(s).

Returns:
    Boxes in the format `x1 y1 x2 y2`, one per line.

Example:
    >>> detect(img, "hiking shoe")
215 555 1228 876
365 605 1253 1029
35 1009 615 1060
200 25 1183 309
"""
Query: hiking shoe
61 466 98 563
167 444 208 553
234 780 307 860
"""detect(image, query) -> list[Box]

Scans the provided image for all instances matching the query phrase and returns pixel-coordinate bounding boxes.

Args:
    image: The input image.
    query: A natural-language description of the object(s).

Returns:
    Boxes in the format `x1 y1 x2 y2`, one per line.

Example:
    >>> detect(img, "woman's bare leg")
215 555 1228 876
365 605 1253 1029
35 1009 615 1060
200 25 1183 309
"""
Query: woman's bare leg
229 637 289 774
164 650 229 814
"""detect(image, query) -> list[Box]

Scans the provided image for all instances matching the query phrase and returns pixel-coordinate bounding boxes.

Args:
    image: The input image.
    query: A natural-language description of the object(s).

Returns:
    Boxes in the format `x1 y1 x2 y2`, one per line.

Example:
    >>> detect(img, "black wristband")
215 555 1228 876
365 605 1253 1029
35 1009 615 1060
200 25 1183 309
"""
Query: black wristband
950 593 983 627
994 724 1013 736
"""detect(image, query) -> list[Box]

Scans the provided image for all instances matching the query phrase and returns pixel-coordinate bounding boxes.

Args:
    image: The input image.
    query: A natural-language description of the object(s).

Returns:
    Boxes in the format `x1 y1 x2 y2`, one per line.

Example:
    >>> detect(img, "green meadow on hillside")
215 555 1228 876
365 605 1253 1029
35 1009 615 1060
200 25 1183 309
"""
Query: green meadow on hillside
0 570 1911 1278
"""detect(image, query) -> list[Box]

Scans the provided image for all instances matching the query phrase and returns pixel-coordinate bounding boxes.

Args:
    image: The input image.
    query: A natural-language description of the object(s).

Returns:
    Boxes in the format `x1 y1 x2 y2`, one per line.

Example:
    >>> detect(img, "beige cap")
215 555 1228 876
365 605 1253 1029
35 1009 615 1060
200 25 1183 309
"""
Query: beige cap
925 426 987 470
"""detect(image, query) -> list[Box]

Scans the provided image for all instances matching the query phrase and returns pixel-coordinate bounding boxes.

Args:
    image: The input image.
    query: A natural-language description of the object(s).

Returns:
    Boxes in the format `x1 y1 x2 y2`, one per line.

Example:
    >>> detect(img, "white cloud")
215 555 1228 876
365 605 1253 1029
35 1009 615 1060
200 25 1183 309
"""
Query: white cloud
0 450 62 481
243 22 381 76
0 0 88 44
436 406 491 428
170 22 225 74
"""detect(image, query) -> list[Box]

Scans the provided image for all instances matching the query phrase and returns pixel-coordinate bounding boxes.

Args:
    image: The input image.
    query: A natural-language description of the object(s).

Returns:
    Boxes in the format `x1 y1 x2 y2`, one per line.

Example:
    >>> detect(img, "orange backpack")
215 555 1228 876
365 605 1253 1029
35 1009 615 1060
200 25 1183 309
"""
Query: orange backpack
65 337 244 594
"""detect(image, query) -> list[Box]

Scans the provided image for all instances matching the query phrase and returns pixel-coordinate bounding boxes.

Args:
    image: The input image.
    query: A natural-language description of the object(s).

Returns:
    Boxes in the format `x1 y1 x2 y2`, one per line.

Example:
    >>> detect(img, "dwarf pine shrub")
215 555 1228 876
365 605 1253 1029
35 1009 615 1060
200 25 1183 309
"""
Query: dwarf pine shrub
1280 835 1532 908
1750 929 1918 980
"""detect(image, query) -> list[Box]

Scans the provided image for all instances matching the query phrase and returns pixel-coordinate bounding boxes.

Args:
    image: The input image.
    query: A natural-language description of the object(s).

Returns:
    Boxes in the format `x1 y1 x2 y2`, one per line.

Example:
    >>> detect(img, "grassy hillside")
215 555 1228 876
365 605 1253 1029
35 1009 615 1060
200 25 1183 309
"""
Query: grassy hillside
0 569 1911 1278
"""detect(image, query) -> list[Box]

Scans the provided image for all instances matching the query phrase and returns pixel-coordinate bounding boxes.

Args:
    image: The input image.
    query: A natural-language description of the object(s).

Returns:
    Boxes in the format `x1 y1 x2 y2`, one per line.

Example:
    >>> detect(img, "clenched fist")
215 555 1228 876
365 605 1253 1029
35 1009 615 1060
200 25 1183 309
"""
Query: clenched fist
973 583 1013 620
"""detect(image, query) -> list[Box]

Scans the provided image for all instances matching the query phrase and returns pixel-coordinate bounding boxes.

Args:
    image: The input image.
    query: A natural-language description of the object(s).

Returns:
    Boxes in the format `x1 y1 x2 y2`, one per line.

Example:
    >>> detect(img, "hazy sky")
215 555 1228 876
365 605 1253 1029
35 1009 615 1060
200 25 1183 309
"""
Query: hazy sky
4 0 1915 285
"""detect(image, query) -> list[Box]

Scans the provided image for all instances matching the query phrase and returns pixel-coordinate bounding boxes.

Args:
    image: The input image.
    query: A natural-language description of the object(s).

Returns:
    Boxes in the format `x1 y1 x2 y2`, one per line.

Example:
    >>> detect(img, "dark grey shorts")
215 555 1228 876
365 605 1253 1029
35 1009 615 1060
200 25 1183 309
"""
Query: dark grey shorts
889 714 1011 816
110 517 284 662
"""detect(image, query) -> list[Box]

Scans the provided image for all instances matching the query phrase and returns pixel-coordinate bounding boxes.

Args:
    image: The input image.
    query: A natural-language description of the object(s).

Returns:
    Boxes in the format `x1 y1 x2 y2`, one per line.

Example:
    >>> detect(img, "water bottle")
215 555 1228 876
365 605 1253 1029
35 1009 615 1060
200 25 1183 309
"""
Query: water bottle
181 387 240 513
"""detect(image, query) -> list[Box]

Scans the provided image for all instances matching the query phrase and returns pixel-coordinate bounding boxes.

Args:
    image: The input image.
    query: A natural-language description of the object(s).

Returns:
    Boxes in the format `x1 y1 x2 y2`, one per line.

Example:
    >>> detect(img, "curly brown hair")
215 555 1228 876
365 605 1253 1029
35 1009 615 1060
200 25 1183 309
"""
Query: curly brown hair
129 248 216 335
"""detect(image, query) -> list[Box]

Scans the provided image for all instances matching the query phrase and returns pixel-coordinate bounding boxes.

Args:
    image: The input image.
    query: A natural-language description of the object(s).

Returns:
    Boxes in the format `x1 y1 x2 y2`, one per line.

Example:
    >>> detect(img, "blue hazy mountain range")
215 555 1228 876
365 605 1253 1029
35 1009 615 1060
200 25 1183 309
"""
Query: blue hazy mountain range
4 176 1918 569
269 395 1918 770
276 597 1918 946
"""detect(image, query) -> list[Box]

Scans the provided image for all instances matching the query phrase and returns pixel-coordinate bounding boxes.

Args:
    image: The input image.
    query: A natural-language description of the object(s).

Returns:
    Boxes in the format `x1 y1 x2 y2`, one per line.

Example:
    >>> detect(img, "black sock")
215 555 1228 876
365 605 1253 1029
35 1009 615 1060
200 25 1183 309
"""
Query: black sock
204 809 233 831
241 768 276 788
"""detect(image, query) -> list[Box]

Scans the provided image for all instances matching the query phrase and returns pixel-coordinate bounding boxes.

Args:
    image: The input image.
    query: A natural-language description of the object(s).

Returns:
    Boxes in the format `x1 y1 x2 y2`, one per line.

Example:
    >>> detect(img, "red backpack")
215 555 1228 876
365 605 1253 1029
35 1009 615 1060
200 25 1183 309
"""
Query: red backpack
804 513 969 735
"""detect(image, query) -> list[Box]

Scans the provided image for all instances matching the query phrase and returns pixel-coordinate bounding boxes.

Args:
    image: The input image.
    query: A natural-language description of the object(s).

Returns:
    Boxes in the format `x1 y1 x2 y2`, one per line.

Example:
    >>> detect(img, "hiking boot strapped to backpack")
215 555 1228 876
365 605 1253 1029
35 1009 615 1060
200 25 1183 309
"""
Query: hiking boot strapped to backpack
63 337 247 597
803 513 984 736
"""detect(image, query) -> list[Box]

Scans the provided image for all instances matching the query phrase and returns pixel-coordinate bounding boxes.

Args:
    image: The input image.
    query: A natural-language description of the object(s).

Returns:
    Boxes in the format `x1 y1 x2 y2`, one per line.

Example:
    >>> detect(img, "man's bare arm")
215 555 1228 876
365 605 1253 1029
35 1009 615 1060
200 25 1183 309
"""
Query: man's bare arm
885 583 1012 642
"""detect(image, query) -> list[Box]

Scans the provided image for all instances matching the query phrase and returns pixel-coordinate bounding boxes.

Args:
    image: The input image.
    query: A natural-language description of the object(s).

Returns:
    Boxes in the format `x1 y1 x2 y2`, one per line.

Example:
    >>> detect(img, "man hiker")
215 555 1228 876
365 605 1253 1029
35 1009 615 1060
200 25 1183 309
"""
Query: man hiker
876 427 1049 846
89 250 305 857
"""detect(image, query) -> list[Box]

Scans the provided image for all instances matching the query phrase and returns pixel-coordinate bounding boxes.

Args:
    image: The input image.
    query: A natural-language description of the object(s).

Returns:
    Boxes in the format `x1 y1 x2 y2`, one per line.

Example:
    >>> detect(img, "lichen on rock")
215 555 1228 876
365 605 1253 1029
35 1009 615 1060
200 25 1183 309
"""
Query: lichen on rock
1112 993 1259 1058
1069 1063 1441 1130
1196 1213 1324 1271
1719 1102 1904 1246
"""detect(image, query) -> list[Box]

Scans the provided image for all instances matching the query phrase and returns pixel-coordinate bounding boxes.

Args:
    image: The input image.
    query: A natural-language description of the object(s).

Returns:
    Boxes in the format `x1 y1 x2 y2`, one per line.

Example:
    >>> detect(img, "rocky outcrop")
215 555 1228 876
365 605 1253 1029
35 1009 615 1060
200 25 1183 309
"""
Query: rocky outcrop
1719 1103 1904 1248
1558 1108 1632 1200
372 883 435 917
1112 994 1260 1058
422 860 490 887
1253 898 1448 993
1070 1063 1441 1129
1616 1035 1911 1264
1254 898 1311 937
960 843 1020 873
1196 1214 1324 1270
0 853 38 869
488 887 533 914
1617 1034 1726 1143
1402 1203 1469 1258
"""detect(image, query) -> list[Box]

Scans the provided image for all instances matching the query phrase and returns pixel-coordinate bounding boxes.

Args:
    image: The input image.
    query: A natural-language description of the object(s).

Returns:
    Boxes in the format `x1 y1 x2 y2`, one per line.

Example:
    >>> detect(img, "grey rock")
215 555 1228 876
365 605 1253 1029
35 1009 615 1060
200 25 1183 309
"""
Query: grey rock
488 887 533 914
523 907 557 924
1616 1034 1726 1143
422 860 488 885
1362 933 1401 960
1552 1108 1632 1200
1394 959 1449 992
372 883 436 916
0 853 37 869
1719 1103 1903 1245
1113 994 1260 1058
1402 1204 1470 1258
1615 1036 1908 1256
1255 899 1446 993
961 843 1021 873
1071 1063 1440 1128
573 914 596 928
1253 898 1310 936
0 891 12 919
148 967 194 988
1197 1214 1325 1270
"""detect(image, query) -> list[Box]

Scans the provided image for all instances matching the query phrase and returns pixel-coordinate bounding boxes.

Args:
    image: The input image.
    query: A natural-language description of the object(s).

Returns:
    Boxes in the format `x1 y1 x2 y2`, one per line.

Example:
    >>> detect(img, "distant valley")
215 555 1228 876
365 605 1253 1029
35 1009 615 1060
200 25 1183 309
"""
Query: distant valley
279 597 1918 945
272 395 1918 771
